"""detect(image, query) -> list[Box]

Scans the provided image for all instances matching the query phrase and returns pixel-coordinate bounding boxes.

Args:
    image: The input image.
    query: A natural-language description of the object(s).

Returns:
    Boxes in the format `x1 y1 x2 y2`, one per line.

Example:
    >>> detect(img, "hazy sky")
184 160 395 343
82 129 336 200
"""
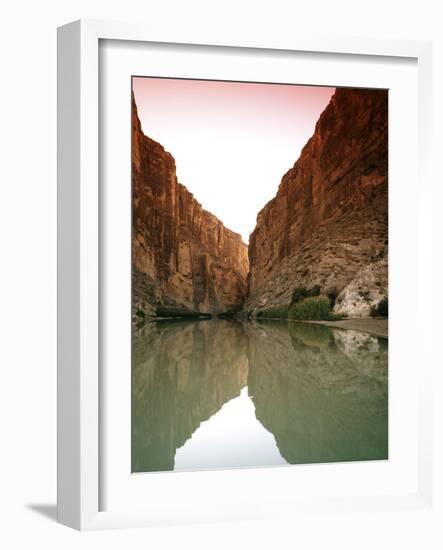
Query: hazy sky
133 77 335 243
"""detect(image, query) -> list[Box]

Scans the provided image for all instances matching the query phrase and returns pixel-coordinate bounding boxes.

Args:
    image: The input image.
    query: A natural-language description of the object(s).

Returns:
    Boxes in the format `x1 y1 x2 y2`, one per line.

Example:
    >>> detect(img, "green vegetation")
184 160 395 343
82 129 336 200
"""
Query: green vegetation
288 296 336 320
256 306 290 319
290 285 320 305
135 307 146 320
327 287 339 308
291 287 308 304
217 305 242 319
256 294 343 321
370 297 388 318
155 305 212 319
133 307 147 328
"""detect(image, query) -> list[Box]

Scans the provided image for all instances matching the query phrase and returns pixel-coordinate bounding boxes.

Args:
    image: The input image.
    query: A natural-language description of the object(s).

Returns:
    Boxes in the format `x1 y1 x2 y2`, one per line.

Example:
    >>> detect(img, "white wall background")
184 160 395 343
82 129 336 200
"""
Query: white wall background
0 1 442 548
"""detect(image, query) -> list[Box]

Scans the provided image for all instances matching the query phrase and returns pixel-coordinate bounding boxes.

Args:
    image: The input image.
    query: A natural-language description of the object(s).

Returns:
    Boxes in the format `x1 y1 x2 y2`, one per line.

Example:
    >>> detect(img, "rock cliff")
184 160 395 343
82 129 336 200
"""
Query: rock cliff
132 94 248 317
244 88 388 316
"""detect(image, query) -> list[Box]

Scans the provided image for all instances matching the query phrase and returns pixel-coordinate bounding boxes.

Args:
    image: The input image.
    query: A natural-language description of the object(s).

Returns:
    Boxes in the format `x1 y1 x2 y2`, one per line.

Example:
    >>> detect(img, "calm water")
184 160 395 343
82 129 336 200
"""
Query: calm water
132 319 388 473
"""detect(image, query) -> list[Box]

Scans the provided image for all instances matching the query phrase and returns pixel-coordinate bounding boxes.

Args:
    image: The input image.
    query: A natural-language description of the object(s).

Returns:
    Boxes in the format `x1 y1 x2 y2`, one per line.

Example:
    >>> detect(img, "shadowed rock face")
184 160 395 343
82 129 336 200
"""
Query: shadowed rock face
132 95 249 316
244 88 388 315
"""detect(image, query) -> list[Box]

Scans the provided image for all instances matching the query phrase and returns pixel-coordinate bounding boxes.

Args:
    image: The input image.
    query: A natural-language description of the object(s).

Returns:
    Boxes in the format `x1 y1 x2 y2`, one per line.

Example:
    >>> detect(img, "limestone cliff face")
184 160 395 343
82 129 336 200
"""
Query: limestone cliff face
334 257 388 317
244 88 388 315
132 95 248 316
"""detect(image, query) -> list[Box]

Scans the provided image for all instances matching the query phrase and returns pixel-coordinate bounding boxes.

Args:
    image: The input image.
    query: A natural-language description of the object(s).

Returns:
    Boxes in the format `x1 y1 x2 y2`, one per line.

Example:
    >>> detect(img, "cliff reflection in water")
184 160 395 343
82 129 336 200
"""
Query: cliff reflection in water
132 319 388 473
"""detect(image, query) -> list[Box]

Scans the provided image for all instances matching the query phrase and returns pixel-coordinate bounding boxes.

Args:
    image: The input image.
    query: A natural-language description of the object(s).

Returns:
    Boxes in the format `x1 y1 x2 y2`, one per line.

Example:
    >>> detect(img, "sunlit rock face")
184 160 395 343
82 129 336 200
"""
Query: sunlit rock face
132 320 248 472
245 321 388 464
132 95 249 316
334 258 388 317
244 89 388 316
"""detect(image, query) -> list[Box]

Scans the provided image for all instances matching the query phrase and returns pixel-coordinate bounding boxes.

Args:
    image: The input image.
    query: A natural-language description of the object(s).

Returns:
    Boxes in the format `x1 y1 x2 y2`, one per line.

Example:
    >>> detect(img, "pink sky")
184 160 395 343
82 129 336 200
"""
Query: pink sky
133 77 335 243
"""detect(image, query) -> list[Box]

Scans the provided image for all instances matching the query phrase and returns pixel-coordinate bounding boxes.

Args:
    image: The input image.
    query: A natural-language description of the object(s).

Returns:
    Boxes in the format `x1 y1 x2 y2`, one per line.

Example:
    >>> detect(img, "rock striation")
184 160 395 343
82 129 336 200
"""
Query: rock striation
132 94 248 317
244 88 388 316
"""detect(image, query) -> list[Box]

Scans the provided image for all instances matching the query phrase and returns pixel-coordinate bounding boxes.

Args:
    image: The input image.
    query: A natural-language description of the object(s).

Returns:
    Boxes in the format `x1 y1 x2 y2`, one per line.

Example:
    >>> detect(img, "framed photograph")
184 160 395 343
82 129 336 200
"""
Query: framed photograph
57 20 434 530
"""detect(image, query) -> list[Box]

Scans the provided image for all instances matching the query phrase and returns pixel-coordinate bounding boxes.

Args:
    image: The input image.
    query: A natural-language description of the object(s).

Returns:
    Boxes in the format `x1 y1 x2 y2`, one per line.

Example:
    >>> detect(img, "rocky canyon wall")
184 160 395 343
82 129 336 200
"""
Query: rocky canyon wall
244 88 388 316
132 94 248 317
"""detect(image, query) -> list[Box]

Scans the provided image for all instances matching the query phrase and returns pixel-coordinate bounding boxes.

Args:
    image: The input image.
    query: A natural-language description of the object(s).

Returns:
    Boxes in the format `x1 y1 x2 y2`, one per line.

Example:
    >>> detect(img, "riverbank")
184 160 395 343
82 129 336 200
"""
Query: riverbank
302 317 388 339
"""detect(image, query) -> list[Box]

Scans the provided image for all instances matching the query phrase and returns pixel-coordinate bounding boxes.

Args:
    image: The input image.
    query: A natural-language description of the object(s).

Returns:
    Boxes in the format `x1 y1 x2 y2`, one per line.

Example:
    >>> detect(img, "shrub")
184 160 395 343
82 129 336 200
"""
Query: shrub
135 308 146 319
217 305 242 318
289 296 334 320
370 297 388 317
291 285 321 305
256 306 289 319
155 305 211 319
327 287 339 308
308 285 321 298
291 287 308 304
378 297 388 316
133 308 147 328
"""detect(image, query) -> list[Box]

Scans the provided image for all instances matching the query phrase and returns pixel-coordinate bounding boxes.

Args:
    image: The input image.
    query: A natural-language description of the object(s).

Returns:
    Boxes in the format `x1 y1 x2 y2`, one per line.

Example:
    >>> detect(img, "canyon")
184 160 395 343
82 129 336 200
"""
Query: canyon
131 85 389 473
133 87 388 319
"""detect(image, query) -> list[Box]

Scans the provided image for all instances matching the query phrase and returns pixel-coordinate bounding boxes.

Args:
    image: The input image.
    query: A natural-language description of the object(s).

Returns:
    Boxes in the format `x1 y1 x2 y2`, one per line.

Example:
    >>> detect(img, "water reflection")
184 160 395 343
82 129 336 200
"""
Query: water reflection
132 319 388 473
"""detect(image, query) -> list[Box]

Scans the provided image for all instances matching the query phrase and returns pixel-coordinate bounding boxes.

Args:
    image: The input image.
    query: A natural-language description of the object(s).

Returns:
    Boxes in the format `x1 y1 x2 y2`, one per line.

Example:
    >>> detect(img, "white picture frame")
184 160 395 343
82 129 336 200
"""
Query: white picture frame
57 19 435 531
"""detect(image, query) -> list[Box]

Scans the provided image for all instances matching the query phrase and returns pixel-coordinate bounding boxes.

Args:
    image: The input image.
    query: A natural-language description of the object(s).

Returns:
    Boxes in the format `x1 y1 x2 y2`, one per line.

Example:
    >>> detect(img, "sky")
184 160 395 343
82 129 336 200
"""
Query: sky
133 77 335 243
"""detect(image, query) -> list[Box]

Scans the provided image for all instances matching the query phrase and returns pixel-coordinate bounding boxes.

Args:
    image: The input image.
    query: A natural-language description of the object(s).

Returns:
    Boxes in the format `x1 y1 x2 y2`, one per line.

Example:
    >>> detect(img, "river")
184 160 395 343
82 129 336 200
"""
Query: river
132 319 388 473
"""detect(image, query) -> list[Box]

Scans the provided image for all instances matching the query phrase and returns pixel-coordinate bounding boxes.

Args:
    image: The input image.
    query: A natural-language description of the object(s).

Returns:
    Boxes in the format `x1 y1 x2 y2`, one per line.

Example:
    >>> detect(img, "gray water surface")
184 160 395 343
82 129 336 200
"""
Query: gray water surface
132 319 388 473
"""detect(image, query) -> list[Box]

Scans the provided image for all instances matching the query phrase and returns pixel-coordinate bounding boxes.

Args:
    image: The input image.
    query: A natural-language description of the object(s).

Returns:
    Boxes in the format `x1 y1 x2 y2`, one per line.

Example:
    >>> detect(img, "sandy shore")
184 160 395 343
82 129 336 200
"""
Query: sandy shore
303 317 388 339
